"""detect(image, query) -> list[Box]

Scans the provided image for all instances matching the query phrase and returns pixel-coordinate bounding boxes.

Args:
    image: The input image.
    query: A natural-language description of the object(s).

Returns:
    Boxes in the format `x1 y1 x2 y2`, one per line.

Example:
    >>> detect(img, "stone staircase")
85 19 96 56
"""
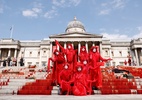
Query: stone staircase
0 78 35 94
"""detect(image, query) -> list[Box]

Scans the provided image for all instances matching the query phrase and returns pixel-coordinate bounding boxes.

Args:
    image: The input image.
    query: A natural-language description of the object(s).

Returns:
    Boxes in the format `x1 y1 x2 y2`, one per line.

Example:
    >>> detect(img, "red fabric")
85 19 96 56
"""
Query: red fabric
72 64 88 96
79 46 89 64
55 40 77 72
59 63 73 94
89 46 112 88
124 60 127 65
47 49 66 85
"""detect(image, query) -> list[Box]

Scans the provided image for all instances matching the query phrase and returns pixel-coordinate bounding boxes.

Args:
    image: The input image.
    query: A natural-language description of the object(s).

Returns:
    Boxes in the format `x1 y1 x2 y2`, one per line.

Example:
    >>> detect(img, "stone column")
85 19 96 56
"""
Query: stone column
64 42 67 49
135 48 139 66
78 42 81 55
99 42 102 55
64 42 67 61
0 49 1 66
0 49 1 58
8 49 11 57
57 42 60 50
109 48 112 66
49 42 53 57
85 42 88 53
72 42 74 49
39 48 42 67
14 49 17 58
49 42 53 68
92 42 95 46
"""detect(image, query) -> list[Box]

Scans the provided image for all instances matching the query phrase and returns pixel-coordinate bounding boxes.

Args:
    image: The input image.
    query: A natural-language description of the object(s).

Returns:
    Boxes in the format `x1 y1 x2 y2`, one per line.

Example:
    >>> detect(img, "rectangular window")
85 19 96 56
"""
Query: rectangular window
119 62 123 65
36 62 39 66
119 51 122 56
42 62 47 67
111 51 114 56
112 62 115 66
105 50 108 56
43 50 46 56
29 52 32 57
38 52 40 56
27 62 32 65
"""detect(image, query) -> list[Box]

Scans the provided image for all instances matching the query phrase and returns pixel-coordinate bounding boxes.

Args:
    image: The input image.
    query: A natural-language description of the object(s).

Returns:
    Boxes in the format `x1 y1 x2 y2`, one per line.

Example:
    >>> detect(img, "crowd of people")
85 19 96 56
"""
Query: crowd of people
0 57 24 67
48 40 112 95
112 65 134 79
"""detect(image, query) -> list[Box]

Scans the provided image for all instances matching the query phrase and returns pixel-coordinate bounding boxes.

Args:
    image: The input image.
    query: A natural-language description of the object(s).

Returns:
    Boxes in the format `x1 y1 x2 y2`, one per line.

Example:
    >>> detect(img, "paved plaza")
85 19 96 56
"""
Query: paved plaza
0 95 142 100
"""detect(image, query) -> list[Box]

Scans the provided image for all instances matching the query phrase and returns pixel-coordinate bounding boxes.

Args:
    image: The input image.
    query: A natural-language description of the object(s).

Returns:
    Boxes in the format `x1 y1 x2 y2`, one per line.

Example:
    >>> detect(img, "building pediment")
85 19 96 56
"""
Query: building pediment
49 32 102 38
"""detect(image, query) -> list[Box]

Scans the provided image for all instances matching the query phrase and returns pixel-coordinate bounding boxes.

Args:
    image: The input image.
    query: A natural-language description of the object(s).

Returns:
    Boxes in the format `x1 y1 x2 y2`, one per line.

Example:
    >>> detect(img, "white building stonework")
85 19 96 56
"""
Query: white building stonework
0 17 142 67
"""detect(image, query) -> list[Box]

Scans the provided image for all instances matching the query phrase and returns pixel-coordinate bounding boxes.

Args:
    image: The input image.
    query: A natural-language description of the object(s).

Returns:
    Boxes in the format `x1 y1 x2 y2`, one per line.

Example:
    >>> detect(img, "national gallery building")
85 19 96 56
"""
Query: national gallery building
0 17 142 67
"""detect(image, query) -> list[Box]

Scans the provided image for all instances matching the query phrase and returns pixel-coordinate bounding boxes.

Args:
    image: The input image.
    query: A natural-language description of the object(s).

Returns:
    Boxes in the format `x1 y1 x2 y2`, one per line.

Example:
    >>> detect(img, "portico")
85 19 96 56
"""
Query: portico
0 39 20 60
49 17 103 57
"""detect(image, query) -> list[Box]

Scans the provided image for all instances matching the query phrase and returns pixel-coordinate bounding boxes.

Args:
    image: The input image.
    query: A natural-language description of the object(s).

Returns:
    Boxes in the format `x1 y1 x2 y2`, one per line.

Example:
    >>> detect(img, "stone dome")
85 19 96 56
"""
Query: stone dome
65 17 86 33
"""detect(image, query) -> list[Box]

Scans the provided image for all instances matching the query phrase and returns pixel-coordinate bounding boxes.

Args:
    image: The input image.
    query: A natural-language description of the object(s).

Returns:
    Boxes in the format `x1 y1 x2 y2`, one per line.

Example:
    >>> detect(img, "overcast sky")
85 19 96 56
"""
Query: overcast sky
0 0 142 40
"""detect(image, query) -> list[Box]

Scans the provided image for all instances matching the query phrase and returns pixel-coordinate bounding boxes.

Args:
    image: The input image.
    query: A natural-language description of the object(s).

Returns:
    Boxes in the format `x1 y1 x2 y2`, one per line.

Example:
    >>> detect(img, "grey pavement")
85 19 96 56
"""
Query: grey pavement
0 95 142 100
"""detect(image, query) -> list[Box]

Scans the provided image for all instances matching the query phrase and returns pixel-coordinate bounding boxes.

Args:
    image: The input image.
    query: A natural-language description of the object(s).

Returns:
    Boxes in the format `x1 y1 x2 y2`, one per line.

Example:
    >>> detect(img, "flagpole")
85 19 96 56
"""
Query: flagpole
10 25 14 38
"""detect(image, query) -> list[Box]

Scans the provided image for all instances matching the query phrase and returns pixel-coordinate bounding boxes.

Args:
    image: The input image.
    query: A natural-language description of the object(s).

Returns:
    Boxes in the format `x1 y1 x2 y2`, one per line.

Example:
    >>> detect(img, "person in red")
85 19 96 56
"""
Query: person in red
72 63 89 96
48 49 65 85
59 63 73 95
128 58 131 66
55 40 77 72
124 60 127 65
89 46 112 90
79 46 89 64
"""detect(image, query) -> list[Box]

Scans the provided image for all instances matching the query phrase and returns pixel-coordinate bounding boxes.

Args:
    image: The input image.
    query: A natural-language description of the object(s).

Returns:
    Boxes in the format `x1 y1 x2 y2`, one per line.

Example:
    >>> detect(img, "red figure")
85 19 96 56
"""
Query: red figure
124 60 127 65
55 40 77 72
59 63 73 95
72 63 89 96
48 49 65 85
128 58 131 66
89 46 112 89
79 46 89 64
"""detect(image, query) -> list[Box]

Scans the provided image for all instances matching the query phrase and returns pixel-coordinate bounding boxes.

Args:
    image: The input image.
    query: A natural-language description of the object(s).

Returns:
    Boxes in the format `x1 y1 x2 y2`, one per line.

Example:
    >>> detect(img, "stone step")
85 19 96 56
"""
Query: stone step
93 90 101 94
0 89 18 94
51 86 59 95
0 78 35 94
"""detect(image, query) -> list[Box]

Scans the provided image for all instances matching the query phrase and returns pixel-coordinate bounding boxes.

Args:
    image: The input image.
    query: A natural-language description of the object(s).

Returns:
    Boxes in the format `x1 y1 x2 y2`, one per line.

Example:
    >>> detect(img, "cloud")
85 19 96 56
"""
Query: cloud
0 6 3 13
101 32 130 40
0 1 4 13
99 0 127 15
52 0 81 7
111 0 126 9
99 9 110 15
22 0 81 19
101 26 142 41
44 8 57 19
22 2 58 19
22 2 43 18
132 26 142 39
22 8 42 18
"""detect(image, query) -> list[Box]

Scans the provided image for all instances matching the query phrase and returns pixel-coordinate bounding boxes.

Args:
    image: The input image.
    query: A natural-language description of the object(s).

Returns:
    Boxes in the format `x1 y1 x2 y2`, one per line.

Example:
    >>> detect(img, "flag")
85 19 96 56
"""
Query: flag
10 25 14 38
10 26 13 31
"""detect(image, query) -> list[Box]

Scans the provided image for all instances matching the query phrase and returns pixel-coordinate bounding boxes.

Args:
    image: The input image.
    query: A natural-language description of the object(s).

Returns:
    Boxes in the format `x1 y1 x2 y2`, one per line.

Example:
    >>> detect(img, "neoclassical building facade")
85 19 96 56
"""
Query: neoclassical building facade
0 17 142 67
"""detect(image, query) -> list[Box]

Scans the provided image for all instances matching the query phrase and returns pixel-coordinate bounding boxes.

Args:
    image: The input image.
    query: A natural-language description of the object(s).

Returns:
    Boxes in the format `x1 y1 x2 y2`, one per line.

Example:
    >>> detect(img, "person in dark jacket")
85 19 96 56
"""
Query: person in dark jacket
3 60 6 67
